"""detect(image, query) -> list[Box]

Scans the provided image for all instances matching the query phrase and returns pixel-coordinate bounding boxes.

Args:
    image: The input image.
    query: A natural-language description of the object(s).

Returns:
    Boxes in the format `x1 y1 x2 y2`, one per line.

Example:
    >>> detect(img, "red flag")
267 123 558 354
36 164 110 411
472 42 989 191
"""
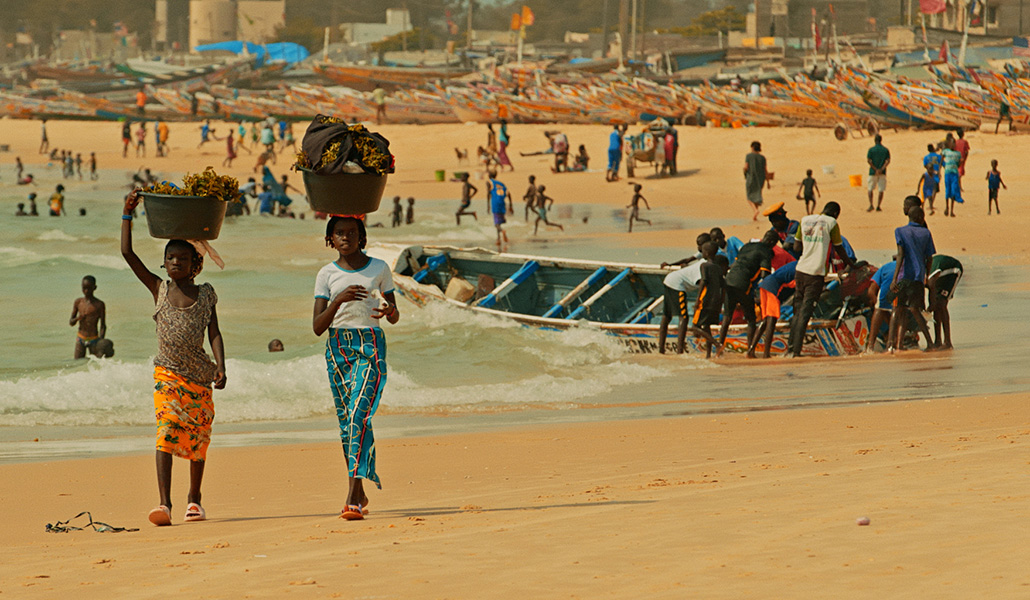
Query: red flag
919 0 946 14
938 40 950 62
511 14 521 30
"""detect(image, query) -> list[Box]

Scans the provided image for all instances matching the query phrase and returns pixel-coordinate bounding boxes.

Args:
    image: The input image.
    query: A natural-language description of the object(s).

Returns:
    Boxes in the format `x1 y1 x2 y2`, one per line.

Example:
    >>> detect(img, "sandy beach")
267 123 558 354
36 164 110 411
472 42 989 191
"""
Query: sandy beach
1 394 1027 598
5 119 1029 256
2 119 1029 597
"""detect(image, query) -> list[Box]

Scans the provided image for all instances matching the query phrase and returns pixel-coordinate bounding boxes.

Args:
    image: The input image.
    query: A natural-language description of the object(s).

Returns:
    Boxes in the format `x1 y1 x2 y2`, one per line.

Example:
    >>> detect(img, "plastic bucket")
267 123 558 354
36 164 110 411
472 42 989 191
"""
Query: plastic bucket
848 174 863 187
822 165 835 175
300 168 387 215
434 169 445 182
141 194 227 240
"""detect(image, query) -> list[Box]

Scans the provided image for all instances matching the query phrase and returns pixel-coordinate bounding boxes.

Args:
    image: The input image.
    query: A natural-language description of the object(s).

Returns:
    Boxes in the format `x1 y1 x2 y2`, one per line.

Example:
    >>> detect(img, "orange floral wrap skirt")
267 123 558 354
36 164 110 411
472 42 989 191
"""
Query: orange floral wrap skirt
153 366 215 461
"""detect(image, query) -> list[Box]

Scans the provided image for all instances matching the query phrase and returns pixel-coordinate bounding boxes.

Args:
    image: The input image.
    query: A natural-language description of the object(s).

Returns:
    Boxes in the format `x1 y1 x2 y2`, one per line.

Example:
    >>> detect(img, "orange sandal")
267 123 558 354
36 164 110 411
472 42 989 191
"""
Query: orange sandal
341 505 364 520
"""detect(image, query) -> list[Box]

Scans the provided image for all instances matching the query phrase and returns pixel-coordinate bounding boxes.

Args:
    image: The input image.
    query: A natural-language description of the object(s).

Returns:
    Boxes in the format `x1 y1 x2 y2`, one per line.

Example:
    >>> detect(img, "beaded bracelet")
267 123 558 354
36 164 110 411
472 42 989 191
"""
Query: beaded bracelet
121 214 133 221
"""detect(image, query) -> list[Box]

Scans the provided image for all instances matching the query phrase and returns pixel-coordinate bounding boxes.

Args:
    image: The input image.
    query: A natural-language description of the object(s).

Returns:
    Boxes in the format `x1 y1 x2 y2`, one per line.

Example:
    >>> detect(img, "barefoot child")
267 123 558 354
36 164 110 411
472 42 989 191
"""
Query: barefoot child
627 183 651 233
916 163 939 216
691 242 725 358
456 173 478 225
312 216 400 520
405 197 415 224
121 191 227 526
796 169 820 215
926 254 963 349
523 175 538 221
532 185 564 235
70 275 106 359
987 159 1006 215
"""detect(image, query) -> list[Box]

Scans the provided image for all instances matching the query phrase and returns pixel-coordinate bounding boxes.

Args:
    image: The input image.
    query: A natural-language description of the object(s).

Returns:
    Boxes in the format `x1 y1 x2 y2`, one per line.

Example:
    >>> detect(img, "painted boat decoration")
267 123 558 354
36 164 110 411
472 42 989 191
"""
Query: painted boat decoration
391 246 872 357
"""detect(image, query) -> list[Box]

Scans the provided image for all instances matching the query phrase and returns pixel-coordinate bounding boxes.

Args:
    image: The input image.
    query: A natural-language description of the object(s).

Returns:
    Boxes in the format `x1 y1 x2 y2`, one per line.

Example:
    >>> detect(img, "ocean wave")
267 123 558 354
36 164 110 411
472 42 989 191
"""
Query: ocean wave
0 308 688 426
37 229 82 242
0 246 127 271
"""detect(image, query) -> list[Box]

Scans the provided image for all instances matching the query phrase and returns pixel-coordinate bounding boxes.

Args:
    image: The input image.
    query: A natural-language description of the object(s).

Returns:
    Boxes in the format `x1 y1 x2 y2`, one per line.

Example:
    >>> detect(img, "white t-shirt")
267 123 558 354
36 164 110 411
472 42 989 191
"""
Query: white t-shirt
662 253 703 291
794 214 842 277
314 257 395 329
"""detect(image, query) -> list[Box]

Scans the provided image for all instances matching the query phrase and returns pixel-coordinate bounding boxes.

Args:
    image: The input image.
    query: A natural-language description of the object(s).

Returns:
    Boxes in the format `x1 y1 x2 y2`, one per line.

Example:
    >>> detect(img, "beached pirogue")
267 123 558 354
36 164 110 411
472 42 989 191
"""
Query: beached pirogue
392 245 872 356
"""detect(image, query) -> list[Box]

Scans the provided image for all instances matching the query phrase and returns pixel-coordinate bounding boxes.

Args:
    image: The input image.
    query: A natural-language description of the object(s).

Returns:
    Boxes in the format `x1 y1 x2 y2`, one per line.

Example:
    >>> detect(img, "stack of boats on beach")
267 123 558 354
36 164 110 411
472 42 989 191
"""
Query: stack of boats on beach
392 245 870 357
4 58 1030 129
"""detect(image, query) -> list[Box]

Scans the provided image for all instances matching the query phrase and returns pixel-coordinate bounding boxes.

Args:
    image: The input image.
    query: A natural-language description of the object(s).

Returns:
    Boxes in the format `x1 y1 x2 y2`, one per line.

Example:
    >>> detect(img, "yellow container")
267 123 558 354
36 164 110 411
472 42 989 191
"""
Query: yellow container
849 174 863 187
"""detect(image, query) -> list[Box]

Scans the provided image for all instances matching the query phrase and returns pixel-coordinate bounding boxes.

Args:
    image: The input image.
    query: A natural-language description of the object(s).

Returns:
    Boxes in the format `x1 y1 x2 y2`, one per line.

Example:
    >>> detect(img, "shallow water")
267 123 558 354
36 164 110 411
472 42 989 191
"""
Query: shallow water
1 170 1023 462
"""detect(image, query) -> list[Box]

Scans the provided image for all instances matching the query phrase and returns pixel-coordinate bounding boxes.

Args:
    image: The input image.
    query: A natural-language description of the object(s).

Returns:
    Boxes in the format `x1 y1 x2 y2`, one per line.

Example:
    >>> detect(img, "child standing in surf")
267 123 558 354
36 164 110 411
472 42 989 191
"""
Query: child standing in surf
120 191 227 526
313 216 400 520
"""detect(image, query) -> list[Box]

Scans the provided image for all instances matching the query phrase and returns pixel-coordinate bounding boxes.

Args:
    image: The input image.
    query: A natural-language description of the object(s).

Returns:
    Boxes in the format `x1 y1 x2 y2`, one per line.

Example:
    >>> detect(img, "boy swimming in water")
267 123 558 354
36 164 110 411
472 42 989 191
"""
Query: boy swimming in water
70 275 107 359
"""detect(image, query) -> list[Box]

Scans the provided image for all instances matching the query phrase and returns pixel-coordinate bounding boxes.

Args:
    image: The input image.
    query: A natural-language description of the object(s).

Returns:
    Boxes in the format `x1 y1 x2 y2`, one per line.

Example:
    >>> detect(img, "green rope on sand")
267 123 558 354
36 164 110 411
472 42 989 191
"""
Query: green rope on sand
45 511 139 533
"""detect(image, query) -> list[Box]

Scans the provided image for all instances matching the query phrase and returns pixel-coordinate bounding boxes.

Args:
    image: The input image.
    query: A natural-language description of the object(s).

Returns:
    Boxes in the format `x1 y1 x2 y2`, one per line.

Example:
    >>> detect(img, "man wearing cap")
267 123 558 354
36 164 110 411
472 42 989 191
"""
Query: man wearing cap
764 201 800 258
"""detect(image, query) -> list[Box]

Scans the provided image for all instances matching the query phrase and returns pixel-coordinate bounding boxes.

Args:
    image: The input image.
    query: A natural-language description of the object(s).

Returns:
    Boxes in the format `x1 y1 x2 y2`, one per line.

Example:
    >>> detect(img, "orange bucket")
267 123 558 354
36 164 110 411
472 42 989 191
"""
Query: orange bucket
848 174 862 187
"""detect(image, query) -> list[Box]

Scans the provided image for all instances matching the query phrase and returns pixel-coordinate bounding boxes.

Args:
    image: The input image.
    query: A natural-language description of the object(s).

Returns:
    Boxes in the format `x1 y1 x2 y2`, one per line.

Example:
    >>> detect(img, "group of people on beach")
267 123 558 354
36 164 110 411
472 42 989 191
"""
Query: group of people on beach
743 130 1006 223
115 190 400 525
121 120 171 159
658 193 961 358
456 171 565 244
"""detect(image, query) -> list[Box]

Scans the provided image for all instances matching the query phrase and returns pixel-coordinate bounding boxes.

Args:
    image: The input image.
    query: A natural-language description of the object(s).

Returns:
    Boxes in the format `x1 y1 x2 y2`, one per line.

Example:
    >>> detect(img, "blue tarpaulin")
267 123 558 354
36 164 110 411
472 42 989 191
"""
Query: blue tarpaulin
193 41 310 65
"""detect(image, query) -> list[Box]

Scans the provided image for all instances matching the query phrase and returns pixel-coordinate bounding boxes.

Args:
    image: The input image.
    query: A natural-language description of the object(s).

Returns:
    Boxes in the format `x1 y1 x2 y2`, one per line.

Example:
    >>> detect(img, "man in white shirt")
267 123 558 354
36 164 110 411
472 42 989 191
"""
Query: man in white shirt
787 201 855 357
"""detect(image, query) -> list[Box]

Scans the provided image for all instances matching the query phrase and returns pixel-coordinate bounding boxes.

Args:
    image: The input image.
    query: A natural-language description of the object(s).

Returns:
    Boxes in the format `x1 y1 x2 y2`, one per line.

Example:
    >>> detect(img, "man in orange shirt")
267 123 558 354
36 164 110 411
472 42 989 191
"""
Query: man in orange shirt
136 89 147 116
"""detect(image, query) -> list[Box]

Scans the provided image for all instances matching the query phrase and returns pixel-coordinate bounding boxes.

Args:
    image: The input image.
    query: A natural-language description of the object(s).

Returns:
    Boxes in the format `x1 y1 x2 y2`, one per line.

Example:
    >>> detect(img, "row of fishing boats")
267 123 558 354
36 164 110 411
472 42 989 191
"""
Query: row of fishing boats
3 61 1030 130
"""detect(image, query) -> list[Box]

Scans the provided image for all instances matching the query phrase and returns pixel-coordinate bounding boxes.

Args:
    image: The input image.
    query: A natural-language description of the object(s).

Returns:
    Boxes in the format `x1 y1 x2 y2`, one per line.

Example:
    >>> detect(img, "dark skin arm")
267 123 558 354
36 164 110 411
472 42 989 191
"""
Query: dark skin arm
835 244 856 271
121 191 162 301
98 301 106 339
207 306 226 389
660 255 700 269
890 244 904 292
70 299 81 327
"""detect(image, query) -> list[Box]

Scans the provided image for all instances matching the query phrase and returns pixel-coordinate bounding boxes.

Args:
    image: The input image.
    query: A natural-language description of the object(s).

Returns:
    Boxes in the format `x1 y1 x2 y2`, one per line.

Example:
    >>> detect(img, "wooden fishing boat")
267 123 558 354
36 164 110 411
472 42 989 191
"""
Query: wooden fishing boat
314 64 471 91
391 246 871 357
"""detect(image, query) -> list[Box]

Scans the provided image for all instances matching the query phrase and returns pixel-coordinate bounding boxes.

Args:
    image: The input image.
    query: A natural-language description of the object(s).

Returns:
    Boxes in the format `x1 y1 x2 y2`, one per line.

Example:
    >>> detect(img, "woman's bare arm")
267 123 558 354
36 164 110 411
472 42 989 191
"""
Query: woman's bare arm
120 191 162 301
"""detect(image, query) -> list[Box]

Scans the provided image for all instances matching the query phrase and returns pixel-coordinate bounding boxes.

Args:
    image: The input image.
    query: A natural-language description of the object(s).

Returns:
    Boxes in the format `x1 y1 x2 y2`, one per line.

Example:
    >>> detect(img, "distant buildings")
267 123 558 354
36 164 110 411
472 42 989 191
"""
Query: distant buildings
155 0 285 51
339 9 413 46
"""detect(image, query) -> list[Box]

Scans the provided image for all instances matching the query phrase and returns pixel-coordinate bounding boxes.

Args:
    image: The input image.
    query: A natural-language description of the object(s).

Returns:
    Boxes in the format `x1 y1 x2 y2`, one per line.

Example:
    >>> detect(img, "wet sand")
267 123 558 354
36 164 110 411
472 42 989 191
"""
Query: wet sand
2 394 1027 598
3 121 1028 596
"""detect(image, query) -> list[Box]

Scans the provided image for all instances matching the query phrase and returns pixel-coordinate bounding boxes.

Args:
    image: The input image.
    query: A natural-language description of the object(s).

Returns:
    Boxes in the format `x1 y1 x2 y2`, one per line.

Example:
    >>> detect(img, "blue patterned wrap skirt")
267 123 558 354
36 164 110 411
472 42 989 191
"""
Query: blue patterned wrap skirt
325 327 387 488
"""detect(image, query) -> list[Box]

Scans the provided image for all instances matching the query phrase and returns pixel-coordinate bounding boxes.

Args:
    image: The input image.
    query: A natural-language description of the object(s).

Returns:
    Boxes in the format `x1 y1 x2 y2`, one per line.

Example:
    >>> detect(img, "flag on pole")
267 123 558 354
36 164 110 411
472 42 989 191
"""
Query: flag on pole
938 39 950 62
511 14 521 31
811 8 821 50
521 5 535 26
919 0 946 14
1014 36 1030 58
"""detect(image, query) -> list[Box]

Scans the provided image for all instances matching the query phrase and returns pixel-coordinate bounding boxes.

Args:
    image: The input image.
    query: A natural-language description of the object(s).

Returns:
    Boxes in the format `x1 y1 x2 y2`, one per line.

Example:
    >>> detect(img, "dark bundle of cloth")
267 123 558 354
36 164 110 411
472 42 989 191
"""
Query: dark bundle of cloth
299 114 395 176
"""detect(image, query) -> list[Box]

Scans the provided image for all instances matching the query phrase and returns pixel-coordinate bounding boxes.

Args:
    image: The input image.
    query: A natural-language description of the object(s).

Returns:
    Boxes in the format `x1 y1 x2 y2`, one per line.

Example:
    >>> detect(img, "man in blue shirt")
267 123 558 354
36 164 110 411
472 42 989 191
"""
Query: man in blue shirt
487 171 512 246
889 205 935 351
606 125 623 182
864 259 895 352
